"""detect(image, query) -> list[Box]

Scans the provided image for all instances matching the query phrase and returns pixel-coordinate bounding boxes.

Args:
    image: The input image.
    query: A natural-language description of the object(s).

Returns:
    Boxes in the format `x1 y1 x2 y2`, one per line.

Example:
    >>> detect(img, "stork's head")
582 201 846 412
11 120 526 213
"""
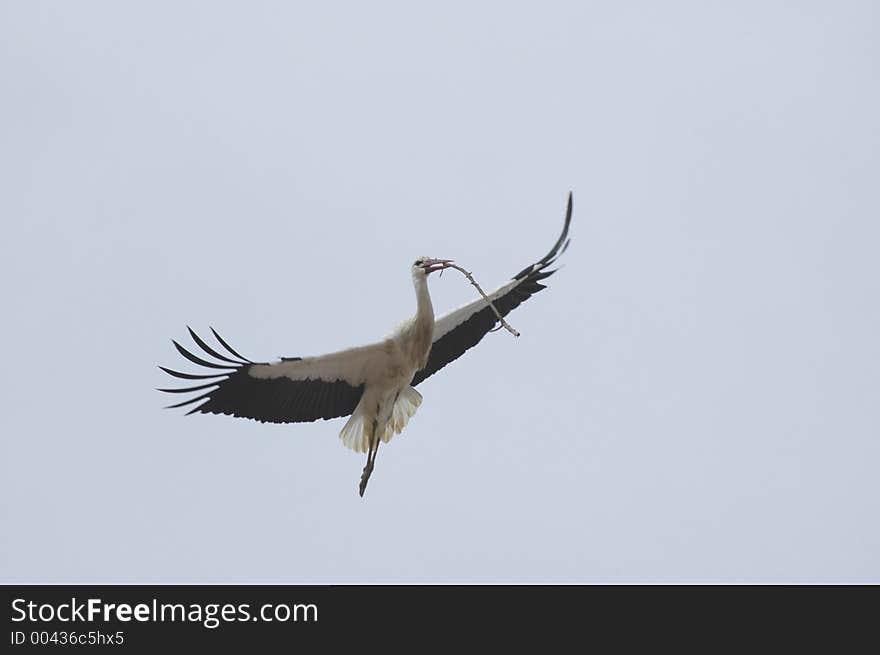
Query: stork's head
412 257 454 279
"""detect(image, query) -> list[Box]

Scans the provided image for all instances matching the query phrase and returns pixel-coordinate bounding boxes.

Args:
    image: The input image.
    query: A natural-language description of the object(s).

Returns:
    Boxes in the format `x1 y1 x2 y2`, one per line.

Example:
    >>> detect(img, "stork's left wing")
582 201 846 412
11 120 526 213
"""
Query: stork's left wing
411 192 572 387
158 327 385 424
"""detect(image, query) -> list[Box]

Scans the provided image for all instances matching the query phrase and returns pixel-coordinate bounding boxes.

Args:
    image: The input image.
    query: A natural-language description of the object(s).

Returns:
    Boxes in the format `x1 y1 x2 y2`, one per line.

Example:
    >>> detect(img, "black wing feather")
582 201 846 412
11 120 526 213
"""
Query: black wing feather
210 327 254 363
158 366 226 381
187 326 249 365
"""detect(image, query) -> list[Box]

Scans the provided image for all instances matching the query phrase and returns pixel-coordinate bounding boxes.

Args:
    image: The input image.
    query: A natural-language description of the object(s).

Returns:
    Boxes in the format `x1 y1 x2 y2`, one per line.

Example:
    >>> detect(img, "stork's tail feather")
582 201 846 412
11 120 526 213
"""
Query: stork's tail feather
339 387 423 452
340 406 370 453
382 386 422 442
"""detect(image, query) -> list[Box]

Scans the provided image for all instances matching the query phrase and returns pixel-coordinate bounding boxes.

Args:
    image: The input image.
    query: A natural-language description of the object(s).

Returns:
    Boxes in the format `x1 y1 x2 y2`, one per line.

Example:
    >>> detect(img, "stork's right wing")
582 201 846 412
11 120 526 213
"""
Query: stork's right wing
158 328 383 424
411 192 572 387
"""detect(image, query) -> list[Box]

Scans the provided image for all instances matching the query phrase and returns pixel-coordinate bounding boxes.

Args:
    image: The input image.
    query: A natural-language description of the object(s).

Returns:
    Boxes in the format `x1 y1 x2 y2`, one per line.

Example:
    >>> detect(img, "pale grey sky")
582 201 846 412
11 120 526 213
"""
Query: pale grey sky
2 1 878 582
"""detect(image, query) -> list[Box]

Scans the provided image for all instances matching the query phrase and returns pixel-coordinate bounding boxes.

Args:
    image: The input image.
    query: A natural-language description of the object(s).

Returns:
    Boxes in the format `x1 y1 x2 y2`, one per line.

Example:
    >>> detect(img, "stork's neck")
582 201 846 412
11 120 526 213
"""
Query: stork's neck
412 274 434 326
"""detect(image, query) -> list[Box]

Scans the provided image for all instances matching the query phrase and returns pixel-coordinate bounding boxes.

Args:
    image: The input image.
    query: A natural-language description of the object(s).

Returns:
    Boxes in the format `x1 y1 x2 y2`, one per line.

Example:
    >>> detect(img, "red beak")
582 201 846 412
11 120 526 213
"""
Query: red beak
422 258 454 274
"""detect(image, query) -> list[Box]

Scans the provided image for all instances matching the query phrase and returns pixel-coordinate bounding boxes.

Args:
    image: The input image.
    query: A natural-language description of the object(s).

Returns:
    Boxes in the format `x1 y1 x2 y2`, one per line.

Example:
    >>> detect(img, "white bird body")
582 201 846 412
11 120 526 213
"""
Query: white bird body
160 194 573 496
249 264 436 456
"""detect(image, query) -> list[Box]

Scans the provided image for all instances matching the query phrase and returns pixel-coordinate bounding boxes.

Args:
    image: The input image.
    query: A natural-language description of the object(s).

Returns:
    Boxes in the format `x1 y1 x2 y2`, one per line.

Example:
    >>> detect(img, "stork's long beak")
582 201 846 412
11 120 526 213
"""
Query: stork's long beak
422 258 454 274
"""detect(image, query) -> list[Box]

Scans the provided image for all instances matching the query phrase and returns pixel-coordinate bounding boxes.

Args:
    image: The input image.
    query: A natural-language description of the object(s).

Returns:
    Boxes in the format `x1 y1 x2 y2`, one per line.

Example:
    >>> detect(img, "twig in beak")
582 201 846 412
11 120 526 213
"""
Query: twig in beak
446 263 520 338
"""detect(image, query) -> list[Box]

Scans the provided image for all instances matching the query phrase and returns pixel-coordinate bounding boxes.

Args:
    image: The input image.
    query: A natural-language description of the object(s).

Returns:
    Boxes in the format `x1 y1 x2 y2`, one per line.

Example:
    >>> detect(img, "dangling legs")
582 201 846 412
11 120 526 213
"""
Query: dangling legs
359 418 381 497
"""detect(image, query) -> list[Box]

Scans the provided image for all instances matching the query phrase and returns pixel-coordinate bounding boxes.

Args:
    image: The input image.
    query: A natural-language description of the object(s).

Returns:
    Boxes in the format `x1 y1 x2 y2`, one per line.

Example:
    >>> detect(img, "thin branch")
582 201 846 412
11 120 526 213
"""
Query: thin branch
446 263 520 338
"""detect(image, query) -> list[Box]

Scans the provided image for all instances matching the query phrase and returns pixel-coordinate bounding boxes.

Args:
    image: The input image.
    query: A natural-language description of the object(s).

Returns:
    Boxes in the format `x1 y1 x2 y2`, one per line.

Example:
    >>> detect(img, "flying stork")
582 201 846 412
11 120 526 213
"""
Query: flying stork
160 193 573 496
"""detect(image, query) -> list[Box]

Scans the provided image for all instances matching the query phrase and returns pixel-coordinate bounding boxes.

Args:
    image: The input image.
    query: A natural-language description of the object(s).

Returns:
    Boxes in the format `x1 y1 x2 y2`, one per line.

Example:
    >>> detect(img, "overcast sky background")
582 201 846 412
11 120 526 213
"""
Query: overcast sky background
2 2 877 583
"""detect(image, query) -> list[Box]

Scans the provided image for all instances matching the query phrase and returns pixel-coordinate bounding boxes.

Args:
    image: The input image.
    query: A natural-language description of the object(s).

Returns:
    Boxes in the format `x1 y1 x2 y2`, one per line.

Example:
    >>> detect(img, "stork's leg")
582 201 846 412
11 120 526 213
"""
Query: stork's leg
358 442 378 497
359 418 380 497
359 450 372 497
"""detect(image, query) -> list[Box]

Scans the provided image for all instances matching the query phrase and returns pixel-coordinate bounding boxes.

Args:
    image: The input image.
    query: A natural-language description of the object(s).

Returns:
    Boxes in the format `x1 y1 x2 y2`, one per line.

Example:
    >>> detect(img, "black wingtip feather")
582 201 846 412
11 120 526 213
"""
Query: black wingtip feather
188 326 248 365
165 390 216 409
173 340 238 371
514 193 573 280
185 402 210 416
210 328 253 363
158 366 228 381
558 238 571 258
157 381 221 394
540 195 572 265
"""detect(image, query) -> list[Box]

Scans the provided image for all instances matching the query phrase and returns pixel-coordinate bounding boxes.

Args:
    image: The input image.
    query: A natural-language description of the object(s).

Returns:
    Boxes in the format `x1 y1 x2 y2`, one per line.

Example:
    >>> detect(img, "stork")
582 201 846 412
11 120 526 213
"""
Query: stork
159 193 573 496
